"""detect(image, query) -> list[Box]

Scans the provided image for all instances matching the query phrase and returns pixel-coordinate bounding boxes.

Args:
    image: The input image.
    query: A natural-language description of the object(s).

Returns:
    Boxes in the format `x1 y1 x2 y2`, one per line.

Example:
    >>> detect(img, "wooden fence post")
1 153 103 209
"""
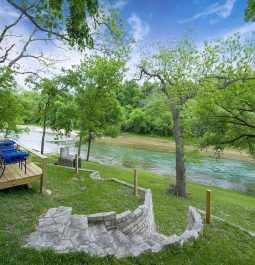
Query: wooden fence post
27 151 32 164
206 189 212 224
134 169 138 196
40 157 48 193
75 154 79 174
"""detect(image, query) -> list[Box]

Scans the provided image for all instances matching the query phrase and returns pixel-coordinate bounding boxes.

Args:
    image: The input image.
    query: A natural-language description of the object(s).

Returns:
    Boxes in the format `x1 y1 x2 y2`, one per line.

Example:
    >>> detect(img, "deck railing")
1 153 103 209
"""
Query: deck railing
16 143 48 193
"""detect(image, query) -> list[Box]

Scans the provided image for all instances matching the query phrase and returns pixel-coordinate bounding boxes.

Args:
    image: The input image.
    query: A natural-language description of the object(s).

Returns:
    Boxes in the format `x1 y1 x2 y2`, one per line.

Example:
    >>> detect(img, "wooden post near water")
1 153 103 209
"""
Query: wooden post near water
75 154 79 174
206 189 212 224
134 169 138 196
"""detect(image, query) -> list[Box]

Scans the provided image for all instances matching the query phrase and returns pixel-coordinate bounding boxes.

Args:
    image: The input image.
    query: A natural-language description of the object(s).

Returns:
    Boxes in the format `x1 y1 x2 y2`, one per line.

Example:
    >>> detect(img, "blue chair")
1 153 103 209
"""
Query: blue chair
0 146 16 153
0 140 16 147
0 141 29 178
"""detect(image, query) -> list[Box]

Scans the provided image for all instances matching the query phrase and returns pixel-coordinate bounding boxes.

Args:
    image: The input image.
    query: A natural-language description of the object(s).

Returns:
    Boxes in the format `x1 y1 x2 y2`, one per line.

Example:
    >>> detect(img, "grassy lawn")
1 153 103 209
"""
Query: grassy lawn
0 159 255 264
82 161 255 234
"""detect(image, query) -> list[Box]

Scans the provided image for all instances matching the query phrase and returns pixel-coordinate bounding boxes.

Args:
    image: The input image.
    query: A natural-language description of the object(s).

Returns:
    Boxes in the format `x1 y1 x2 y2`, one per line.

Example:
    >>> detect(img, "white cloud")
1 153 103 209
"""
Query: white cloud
0 5 20 18
223 23 255 39
128 14 150 42
113 0 127 10
180 0 236 23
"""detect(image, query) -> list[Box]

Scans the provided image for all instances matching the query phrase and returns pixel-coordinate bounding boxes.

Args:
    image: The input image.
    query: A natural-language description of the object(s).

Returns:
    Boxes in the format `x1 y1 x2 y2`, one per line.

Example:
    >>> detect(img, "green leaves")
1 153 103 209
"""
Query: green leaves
0 67 20 136
8 0 128 52
74 55 125 139
244 0 255 22
0 67 16 92
186 82 255 157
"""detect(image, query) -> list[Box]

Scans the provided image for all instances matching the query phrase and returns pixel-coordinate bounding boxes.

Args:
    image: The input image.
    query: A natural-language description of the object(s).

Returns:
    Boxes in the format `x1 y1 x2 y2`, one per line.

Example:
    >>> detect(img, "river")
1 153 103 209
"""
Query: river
14 127 255 194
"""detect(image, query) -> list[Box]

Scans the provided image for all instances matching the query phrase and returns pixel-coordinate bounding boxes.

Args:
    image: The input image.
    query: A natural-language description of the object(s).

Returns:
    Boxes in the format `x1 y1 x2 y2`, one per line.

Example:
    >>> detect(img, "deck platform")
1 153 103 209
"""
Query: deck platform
0 162 43 190
0 142 47 193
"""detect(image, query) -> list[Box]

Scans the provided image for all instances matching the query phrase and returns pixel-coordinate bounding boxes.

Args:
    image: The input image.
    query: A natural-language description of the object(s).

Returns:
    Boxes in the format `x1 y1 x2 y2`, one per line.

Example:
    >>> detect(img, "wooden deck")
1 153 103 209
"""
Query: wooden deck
0 162 43 190
0 142 48 193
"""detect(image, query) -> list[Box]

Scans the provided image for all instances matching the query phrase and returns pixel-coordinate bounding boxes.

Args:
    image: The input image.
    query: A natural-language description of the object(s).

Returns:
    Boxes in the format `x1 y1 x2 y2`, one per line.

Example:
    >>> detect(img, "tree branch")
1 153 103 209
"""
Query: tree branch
216 119 255 129
7 1 69 42
13 70 43 79
216 76 255 89
8 28 37 67
0 12 23 43
0 44 15 63
134 66 171 97
219 134 255 145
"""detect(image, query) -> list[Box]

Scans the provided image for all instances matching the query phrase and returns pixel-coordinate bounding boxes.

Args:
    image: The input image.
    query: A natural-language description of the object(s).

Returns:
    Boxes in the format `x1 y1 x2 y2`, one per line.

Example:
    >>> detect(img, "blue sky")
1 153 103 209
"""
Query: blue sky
117 0 251 43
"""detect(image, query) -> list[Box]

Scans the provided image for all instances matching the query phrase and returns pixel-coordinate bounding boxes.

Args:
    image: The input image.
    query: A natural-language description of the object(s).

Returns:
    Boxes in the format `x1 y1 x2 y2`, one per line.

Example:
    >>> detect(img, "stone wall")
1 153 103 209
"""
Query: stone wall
87 172 156 235
24 169 205 258
87 189 155 236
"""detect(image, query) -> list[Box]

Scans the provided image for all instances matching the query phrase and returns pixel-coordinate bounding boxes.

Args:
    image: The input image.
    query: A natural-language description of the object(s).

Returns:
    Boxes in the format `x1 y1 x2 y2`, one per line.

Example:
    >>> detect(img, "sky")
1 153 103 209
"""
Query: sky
119 0 250 42
0 0 253 86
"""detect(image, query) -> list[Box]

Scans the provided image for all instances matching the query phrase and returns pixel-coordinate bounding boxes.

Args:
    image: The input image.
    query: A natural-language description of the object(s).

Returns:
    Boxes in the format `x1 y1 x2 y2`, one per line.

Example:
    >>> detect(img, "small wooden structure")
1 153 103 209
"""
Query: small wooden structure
0 143 47 193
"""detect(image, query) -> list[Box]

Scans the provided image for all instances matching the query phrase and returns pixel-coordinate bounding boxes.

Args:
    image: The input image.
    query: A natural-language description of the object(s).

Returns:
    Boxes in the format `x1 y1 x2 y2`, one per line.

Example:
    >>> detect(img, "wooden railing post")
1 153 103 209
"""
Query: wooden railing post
27 151 32 164
206 189 212 224
40 157 48 193
75 154 79 174
134 169 138 196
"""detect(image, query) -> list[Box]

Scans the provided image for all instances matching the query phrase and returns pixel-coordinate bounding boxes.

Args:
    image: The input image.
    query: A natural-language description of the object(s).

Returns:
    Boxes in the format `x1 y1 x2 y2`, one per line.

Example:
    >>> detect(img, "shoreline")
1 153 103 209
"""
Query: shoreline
96 135 254 162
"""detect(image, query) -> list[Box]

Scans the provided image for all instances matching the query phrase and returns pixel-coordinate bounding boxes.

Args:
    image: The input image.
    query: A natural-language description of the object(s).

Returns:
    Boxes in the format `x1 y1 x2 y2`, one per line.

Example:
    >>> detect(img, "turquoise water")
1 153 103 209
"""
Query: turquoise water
15 129 255 193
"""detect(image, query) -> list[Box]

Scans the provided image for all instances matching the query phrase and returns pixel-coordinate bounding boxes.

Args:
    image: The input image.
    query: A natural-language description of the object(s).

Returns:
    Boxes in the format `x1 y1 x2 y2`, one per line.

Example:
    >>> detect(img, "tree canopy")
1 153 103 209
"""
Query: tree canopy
73 55 125 160
186 81 255 157
7 0 103 49
245 0 255 22
0 67 21 136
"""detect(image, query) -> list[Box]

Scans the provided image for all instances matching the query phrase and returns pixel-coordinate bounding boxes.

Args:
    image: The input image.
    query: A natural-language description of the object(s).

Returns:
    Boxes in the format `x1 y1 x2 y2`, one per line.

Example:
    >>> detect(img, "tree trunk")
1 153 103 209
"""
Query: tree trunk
41 112 47 155
86 131 92 161
78 133 83 157
170 104 187 197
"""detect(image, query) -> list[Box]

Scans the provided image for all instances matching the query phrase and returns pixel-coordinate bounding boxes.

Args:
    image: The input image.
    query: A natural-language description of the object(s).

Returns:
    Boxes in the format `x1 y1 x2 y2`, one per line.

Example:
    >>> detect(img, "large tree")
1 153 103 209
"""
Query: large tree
32 74 75 154
137 33 255 196
74 55 125 160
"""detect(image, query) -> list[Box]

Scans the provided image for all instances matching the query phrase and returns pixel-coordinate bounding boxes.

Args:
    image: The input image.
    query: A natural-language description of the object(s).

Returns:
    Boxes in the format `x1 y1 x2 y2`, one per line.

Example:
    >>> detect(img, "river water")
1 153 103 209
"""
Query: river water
14 128 255 194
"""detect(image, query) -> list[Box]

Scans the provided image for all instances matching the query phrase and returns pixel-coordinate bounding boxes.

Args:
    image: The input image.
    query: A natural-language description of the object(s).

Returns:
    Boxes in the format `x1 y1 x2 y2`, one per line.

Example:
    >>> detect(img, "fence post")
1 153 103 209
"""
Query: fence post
27 151 32 164
75 154 79 174
134 169 138 196
206 189 212 224
40 157 48 193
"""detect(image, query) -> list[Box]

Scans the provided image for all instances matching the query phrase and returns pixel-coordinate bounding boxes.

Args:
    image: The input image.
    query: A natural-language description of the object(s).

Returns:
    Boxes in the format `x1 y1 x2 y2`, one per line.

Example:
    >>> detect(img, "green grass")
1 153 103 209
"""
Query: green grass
82 161 255 234
0 160 255 265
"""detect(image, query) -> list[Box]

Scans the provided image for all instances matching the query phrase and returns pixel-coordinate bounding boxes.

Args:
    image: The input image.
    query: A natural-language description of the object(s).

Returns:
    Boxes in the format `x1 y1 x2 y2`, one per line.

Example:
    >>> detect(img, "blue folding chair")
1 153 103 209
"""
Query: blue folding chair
0 146 16 153
0 140 29 178
0 140 16 147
